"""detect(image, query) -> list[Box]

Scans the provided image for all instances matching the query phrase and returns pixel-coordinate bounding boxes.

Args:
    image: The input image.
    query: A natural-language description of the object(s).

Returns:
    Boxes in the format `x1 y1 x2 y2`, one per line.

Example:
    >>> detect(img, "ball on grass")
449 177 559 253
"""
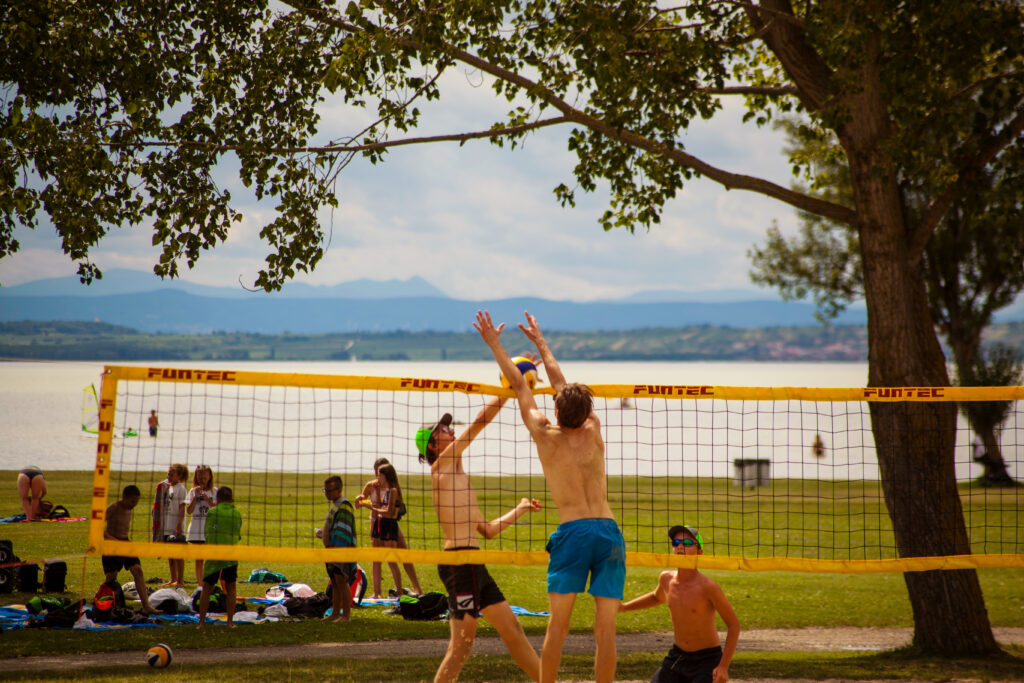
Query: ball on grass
147 643 172 668
500 356 539 389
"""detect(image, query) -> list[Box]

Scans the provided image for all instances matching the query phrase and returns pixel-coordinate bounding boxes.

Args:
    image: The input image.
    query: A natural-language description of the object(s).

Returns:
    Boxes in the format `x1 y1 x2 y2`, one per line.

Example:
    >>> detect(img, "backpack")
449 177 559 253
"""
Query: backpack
17 563 40 593
46 504 71 520
248 567 288 583
397 592 448 621
191 584 227 613
92 580 126 621
43 559 67 592
0 540 18 594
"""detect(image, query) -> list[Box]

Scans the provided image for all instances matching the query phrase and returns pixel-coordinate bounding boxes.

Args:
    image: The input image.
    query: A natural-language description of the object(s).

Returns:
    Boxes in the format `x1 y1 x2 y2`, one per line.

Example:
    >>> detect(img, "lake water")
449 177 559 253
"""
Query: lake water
0 359 1000 482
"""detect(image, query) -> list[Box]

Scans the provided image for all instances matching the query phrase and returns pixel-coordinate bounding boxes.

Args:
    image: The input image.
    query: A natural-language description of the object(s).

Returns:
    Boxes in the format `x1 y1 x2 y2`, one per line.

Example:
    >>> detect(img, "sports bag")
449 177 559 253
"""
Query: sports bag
44 559 67 592
92 580 126 620
397 591 448 620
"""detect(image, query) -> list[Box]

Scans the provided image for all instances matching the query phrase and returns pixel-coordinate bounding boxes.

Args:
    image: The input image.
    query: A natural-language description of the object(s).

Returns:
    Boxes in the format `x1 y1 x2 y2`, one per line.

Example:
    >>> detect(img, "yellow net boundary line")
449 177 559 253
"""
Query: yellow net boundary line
88 365 1024 573
89 541 1024 573
97 364 1024 401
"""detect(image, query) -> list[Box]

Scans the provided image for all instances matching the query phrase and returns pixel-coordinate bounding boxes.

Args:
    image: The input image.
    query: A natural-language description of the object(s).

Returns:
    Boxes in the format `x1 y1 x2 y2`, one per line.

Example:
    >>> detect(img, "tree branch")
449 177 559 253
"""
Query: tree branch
909 108 1024 260
746 0 832 112
285 1 857 225
107 117 572 155
702 85 799 96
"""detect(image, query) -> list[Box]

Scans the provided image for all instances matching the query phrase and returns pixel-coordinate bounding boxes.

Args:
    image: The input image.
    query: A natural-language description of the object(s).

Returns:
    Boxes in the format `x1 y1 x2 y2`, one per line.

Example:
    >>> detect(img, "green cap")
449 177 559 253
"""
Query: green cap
415 412 453 457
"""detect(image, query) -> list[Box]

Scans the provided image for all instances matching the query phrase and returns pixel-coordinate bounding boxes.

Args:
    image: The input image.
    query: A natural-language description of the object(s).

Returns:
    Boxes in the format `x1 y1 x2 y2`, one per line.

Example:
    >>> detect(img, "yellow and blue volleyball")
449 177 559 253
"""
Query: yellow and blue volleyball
500 356 539 389
146 643 172 668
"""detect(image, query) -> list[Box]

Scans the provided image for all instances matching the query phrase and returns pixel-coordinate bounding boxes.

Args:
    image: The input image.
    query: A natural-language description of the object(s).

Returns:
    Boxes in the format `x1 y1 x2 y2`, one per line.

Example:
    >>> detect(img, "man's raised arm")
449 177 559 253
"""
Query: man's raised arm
444 396 507 466
518 311 565 392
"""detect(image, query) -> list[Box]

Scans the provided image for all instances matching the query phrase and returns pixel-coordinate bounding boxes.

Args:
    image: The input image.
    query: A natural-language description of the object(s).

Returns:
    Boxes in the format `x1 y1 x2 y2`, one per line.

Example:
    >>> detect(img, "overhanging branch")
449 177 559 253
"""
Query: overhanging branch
286 1 857 225
106 117 572 155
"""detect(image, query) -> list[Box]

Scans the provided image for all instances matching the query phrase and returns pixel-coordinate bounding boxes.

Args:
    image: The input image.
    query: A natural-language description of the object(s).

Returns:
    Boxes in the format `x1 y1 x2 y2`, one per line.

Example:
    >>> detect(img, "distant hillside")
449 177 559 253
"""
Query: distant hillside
0 289 868 334
0 320 880 361
0 269 448 299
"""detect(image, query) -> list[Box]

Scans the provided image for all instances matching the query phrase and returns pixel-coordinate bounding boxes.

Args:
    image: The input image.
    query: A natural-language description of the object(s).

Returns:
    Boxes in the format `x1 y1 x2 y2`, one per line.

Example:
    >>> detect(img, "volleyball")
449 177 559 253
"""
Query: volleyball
500 356 539 389
146 643 172 668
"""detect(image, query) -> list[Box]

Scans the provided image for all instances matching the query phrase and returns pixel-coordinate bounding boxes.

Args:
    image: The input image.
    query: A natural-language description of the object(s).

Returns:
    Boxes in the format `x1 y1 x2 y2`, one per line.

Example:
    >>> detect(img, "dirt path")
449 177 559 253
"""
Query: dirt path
4 627 1023 675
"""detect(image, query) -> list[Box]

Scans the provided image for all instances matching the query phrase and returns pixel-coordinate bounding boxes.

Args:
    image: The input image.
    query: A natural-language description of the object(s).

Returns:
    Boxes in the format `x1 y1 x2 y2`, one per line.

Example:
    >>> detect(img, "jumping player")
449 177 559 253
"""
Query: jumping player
475 310 624 683
418 395 542 683
621 526 740 683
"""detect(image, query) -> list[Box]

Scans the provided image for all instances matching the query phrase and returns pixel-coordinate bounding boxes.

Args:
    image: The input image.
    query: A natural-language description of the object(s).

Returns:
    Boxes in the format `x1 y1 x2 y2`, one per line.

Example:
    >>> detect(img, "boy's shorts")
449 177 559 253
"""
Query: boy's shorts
545 517 625 599
326 562 356 582
101 555 140 574
437 548 506 619
203 563 238 586
651 644 723 683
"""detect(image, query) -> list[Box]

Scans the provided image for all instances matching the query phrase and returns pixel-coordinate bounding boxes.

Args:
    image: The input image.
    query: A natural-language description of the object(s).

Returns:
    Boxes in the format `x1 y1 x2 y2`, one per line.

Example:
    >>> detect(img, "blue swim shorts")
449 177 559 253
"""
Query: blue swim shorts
545 517 625 599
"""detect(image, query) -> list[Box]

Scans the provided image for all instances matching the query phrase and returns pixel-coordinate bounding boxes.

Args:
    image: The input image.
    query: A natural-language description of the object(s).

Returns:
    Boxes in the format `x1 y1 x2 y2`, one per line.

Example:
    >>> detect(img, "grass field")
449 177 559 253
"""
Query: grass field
2 470 1023 681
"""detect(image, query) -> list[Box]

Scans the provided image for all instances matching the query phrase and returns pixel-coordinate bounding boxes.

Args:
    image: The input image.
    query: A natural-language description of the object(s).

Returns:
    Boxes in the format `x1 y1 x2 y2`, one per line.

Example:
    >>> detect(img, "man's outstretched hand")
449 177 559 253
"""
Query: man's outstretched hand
474 310 505 347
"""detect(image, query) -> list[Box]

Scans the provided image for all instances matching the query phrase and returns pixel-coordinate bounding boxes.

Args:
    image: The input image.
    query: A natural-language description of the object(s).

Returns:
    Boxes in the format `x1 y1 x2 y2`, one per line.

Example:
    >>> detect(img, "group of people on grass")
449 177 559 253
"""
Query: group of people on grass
97 310 741 683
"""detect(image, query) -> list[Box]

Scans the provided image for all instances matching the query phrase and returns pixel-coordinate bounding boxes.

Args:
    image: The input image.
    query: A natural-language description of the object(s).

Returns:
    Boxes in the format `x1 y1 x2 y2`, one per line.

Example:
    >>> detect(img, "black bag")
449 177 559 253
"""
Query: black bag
397 591 448 620
44 559 67 593
192 584 227 613
283 592 331 618
18 563 40 593
0 539 15 564
46 505 71 520
0 540 18 594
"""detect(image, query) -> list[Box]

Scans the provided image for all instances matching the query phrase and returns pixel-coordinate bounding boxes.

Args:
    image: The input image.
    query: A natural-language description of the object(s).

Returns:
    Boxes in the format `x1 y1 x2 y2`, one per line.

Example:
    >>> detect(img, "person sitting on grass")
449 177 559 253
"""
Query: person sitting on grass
197 486 242 630
102 484 158 615
316 475 356 623
620 525 740 683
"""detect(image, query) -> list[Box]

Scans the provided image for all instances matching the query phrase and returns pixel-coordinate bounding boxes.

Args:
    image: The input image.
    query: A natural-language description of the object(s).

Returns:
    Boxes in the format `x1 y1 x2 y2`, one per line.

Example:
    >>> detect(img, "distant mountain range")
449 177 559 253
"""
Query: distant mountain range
2 267 1018 334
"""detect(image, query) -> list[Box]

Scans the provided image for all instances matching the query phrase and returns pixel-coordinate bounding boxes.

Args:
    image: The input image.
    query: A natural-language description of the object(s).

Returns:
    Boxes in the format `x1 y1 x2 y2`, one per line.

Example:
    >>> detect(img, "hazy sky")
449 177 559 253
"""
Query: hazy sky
1 68 803 302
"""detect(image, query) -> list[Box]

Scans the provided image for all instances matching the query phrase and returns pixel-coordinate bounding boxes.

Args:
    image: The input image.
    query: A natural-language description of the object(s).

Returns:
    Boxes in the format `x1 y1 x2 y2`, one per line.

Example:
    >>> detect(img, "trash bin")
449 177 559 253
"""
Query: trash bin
733 458 770 486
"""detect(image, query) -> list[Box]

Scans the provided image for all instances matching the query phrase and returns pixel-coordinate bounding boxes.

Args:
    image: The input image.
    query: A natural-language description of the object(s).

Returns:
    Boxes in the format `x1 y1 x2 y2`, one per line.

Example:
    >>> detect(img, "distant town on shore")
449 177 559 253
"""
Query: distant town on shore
3 319 1023 363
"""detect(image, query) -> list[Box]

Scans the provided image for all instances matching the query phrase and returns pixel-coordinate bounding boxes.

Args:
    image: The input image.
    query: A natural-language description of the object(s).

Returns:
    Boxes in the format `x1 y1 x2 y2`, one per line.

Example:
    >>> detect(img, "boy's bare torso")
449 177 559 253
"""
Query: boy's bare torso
432 462 485 549
661 570 723 651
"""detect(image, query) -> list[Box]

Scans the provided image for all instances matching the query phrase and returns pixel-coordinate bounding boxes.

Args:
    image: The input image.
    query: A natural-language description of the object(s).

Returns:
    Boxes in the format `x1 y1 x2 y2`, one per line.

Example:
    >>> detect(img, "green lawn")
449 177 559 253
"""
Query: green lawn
1 469 1022 678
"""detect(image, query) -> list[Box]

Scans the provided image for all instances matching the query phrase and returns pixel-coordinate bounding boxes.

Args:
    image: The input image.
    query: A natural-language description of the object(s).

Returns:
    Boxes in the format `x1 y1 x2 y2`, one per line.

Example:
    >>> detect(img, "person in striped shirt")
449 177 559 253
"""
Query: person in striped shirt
318 475 356 622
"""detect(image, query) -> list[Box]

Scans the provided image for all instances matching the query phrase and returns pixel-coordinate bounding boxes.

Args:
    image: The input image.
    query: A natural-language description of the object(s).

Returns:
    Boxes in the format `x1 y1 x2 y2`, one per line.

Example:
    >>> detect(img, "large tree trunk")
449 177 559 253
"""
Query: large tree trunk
844 82 998 653
852 160 999 656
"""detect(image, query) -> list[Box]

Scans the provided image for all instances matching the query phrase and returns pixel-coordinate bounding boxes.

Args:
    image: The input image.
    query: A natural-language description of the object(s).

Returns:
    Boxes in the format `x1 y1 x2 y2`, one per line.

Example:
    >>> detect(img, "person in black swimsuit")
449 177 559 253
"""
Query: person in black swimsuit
17 466 47 520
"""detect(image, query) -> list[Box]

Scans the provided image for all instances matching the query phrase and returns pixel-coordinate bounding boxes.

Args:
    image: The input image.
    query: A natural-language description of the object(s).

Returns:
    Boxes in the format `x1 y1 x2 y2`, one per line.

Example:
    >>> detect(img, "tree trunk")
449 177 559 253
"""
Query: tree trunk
846 100 999 654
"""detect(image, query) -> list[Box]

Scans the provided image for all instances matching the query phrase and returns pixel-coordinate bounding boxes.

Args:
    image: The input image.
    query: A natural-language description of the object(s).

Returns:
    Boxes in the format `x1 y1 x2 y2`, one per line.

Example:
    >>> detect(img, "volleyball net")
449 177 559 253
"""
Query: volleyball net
88 365 1024 573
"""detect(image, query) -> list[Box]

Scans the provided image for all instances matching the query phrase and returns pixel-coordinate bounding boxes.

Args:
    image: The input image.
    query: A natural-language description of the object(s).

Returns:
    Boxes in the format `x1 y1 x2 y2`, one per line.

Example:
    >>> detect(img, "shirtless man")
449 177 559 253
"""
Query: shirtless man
621 526 740 683
475 310 625 683
419 397 542 683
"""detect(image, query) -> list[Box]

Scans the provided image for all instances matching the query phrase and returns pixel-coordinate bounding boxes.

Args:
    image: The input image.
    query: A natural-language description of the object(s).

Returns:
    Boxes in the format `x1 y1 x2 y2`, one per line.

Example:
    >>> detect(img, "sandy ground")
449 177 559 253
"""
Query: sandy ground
3 627 1023 678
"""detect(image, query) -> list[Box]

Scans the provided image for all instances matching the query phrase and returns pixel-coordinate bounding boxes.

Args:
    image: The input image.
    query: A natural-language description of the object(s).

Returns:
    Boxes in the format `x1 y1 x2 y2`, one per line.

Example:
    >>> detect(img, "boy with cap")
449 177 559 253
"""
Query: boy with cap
620 525 740 683
475 310 624 683
418 391 543 683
